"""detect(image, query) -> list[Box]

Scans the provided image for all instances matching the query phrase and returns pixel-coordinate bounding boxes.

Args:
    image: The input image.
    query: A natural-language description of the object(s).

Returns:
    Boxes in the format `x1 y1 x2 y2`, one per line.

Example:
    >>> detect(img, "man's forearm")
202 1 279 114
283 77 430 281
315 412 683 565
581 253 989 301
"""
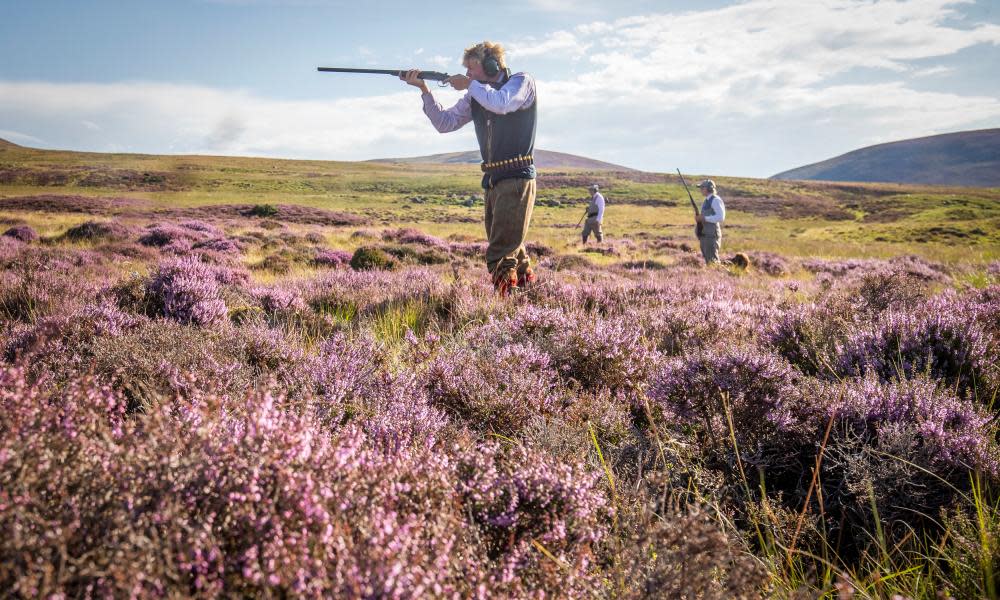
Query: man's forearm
421 92 471 133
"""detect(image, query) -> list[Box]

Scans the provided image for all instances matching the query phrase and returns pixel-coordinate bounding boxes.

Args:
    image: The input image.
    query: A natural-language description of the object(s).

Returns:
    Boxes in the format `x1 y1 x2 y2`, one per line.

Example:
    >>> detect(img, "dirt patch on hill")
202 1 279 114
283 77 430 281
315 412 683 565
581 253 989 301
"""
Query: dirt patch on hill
0 195 153 214
726 195 855 220
77 168 185 191
0 167 186 191
0 168 74 186
536 174 614 190
910 225 989 243
168 204 368 227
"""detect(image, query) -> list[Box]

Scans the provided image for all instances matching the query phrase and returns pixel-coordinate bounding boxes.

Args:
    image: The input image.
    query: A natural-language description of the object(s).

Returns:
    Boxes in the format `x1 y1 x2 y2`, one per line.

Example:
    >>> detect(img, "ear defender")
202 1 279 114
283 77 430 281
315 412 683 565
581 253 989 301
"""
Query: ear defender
482 53 500 77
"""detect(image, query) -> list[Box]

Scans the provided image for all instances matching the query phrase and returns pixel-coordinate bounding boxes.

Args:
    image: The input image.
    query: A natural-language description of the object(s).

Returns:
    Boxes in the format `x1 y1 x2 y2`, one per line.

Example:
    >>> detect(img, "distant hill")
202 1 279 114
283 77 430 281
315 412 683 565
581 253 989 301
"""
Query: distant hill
0 138 19 148
772 129 1000 187
369 149 635 171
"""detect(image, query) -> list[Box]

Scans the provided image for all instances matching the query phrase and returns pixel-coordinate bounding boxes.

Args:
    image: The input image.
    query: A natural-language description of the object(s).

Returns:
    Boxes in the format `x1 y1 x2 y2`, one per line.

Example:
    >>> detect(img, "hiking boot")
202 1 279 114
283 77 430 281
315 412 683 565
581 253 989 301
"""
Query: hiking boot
492 268 519 297
517 266 536 288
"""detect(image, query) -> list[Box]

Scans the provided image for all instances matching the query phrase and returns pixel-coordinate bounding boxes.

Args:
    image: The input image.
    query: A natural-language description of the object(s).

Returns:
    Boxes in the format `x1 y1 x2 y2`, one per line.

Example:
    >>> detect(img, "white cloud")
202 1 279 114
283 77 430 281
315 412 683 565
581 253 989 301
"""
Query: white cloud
913 65 953 77
427 55 456 71
0 129 46 145
513 0 1000 173
509 30 590 60
2 1 999 175
0 80 476 160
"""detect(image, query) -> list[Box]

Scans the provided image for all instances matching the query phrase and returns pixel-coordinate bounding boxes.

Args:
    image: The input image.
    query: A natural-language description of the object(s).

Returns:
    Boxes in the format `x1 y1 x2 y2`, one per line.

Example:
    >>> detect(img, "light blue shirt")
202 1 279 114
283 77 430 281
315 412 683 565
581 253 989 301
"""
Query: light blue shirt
421 72 536 133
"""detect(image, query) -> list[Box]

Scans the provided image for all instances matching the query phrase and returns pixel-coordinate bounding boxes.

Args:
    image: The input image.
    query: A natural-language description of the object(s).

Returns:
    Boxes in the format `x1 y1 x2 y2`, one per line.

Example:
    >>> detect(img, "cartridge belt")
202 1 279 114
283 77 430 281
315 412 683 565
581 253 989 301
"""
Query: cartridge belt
481 154 534 174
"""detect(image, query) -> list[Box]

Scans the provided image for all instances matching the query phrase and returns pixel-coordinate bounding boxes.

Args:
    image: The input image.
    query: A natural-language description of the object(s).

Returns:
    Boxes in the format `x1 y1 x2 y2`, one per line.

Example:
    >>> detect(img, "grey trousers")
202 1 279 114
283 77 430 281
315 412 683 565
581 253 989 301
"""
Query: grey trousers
485 177 536 274
699 235 721 264
582 217 603 243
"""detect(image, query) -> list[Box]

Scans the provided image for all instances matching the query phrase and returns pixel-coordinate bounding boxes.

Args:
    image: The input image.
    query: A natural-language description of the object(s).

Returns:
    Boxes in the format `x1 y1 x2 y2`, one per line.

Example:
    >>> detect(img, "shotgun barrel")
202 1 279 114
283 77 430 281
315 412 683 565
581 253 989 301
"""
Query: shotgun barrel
317 67 451 81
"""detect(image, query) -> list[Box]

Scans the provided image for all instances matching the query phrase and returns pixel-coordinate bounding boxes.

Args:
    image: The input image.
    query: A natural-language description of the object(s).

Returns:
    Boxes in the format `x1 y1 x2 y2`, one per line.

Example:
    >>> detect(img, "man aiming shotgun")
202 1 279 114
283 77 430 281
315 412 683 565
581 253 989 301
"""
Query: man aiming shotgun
401 42 536 295
344 42 538 296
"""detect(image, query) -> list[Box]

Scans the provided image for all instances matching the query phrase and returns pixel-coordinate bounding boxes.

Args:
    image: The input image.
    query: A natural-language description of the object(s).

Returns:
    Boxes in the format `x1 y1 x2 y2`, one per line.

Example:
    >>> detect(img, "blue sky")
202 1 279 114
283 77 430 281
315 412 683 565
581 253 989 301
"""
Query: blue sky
2 0 999 176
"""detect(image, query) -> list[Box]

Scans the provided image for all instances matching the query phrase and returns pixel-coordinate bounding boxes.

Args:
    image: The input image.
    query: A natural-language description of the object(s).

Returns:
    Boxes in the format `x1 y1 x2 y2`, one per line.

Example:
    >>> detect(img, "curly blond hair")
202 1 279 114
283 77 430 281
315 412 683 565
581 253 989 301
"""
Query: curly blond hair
463 41 507 70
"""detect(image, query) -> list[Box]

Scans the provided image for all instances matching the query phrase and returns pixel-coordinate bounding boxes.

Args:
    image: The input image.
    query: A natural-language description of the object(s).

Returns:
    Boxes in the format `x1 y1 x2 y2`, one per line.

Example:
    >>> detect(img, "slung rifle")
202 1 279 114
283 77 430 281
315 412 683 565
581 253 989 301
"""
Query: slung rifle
676 169 703 238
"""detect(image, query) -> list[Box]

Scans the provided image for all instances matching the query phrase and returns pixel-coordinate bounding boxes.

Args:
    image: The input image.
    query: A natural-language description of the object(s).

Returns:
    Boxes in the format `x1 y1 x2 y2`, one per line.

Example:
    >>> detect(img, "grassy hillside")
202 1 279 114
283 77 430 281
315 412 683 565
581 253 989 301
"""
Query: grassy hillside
368 148 636 170
3 142 1000 598
772 128 1000 187
2 141 998 269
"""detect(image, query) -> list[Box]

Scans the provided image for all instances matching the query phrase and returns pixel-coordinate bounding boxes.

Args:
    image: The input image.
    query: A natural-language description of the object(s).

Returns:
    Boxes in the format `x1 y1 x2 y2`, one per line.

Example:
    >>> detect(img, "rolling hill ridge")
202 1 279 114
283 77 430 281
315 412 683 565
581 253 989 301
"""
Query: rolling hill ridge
368 149 635 171
772 128 1000 187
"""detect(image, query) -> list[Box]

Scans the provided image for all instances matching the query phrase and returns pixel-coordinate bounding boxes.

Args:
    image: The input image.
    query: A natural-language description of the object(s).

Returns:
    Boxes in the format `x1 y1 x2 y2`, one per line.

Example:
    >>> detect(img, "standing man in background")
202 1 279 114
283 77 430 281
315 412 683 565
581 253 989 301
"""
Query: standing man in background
581 184 605 244
401 41 537 295
696 179 725 264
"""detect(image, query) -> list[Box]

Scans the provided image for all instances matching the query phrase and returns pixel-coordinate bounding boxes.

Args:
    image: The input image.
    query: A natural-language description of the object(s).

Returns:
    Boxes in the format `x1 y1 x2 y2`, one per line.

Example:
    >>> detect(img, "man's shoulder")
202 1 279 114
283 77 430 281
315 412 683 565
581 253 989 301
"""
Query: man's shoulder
507 72 535 85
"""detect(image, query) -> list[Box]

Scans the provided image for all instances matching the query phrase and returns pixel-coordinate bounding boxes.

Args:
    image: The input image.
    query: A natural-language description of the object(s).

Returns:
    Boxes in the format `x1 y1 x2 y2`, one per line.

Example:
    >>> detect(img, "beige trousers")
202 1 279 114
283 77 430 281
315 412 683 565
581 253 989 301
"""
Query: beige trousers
582 217 603 243
485 177 536 274
699 234 721 264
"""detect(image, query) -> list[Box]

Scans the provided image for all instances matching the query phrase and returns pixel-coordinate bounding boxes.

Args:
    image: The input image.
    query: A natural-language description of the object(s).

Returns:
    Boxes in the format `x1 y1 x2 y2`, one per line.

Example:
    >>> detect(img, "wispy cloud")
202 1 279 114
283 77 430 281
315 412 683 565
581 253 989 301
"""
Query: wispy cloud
0 80 475 160
509 30 591 59
2 1 999 175
0 129 46 145
512 0 1000 172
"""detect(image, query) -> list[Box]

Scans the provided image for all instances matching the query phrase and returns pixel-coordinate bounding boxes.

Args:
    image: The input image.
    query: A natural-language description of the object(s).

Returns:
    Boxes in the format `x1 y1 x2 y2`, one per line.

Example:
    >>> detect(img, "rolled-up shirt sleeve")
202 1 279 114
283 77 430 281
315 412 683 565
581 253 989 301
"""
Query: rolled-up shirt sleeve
421 92 473 133
467 73 535 114
704 196 725 223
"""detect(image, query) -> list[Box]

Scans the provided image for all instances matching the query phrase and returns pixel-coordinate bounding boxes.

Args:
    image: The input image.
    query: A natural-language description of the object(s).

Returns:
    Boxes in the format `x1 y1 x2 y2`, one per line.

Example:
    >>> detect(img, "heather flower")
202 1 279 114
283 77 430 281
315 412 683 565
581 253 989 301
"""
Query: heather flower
449 241 488 258
455 442 609 596
382 227 450 250
837 299 996 399
312 248 352 268
138 223 198 247
64 219 132 241
650 345 806 447
178 219 222 236
147 256 228 326
251 286 307 314
424 341 561 434
2 225 39 243
471 305 661 397
821 374 997 475
751 251 791 276
0 369 478 597
764 303 844 376
192 237 244 255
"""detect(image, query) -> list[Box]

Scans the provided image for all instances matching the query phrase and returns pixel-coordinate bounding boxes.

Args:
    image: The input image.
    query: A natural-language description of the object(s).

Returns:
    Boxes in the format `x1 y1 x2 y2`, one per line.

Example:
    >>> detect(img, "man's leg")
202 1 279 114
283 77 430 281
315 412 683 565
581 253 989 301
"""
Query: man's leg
594 220 604 243
581 218 593 244
485 178 536 293
700 235 721 264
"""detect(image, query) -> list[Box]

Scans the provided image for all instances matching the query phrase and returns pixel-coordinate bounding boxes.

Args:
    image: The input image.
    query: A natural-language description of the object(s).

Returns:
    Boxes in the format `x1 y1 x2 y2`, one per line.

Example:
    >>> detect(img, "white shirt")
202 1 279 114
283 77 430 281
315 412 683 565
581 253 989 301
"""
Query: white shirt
421 72 536 133
589 192 605 222
703 194 725 224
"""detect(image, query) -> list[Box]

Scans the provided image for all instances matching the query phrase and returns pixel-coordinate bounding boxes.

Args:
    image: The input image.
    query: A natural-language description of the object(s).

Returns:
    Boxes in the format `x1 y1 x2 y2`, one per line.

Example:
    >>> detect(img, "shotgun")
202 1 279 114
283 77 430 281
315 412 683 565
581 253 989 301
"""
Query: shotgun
317 67 452 85
676 169 703 238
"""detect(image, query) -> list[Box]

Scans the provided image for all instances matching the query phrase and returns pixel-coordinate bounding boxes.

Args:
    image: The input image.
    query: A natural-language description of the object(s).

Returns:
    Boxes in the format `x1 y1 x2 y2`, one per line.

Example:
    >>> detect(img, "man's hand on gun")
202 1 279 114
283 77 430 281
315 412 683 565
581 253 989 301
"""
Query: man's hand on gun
400 69 471 92
400 69 429 93
445 74 471 91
